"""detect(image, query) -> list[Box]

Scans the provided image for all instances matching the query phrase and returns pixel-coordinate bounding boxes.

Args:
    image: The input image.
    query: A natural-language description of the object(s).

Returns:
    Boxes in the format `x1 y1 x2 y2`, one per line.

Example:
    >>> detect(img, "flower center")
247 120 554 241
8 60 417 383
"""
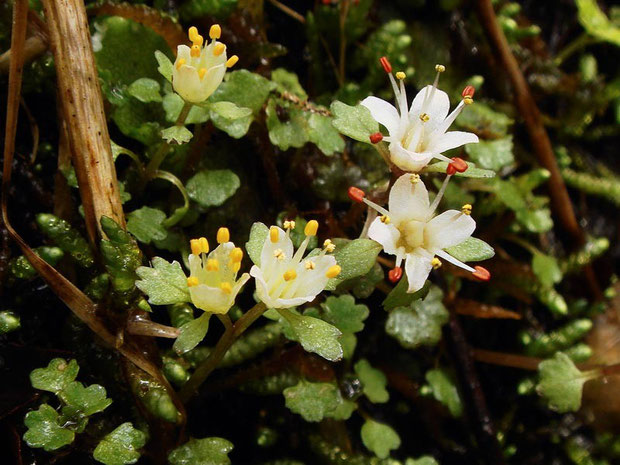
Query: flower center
396 219 427 252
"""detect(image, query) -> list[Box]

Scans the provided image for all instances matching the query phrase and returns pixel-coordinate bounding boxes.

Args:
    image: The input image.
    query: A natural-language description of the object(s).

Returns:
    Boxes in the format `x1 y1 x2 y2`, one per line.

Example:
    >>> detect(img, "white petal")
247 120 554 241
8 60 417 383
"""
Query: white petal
425 210 476 251
176 45 191 63
368 218 402 256
429 131 479 154
250 265 279 309
189 284 233 314
409 85 450 132
388 173 431 222
404 250 434 293
281 254 335 301
173 65 207 103
361 96 400 135
201 64 227 100
388 142 434 173
259 226 294 279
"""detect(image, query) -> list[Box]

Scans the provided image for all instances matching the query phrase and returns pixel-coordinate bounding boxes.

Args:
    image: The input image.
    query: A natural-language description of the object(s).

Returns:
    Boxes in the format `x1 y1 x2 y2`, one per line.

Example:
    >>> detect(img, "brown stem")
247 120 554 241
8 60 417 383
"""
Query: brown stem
126 317 181 339
475 0 584 247
472 348 542 371
267 0 305 23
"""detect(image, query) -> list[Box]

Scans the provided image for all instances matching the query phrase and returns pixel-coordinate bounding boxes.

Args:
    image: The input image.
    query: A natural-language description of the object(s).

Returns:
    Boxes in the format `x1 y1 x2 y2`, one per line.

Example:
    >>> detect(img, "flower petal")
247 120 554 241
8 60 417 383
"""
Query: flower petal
404 249 434 293
388 173 431 222
250 265 279 309
173 65 207 103
408 85 450 132
388 142 435 173
259 226 294 279
368 218 402 256
361 96 401 135
429 131 479 154
425 210 476 251
189 284 233 314
281 254 336 301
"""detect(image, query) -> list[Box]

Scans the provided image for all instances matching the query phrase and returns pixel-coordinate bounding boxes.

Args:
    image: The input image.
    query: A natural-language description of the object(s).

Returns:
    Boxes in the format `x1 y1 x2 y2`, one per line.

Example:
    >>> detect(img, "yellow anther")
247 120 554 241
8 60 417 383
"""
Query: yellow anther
189 26 199 41
192 34 204 48
435 64 446 73
209 24 222 40
325 265 342 279
270 226 280 243
304 220 318 236
213 43 226 56
410 174 420 184
283 220 296 230
187 276 199 287
226 55 239 68
305 260 316 270
273 249 286 260
419 113 430 122
431 257 442 269
191 237 209 255
217 227 230 244
220 282 232 294
463 96 473 105
461 204 472 215
283 269 297 281
323 239 335 253
198 68 207 79
230 247 243 263
176 58 186 70
206 259 220 272
191 44 201 58
380 215 391 224
395 71 406 80
232 262 241 273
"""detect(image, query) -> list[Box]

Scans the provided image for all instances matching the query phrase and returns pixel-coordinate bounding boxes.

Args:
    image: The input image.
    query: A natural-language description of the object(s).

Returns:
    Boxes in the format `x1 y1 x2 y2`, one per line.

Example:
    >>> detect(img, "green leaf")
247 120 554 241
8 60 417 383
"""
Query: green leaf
0 310 21 334
36 213 94 268
265 99 309 150
425 368 463 417
168 437 233 465
186 169 241 208
317 295 370 333
60 381 112 417
515 208 553 233
161 126 193 144
283 380 349 422
163 93 209 124
24 404 75 452
576 0 620 46
325 239 382 290
354 359 389 403
464 136 514 171
154 50 173 82
383 278 431 312
454 101 513 138
93 422 147 465
271 68 308 99
385 287 449 349
30 358 79 394
173 313 211 355
127 78 162 103
422 161 496 178
405 457 439 465
100 217 143 294
136 257 190 305
126 207 168 244
208 101 253 139
536 352 597 413
278 308 343 362
307 112 345 155
444 237 495 262
246 222 269 266
211 70 275 113
360 419 401 459
532 253 562 287
330 101 379 143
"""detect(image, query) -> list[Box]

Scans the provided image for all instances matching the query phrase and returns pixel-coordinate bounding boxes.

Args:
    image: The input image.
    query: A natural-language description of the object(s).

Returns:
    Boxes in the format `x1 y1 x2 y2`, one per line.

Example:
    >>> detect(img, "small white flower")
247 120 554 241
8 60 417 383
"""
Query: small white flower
359 173 488 293
361 61 478 172
186 228 250 314
172 25 239 104
250 221 341 309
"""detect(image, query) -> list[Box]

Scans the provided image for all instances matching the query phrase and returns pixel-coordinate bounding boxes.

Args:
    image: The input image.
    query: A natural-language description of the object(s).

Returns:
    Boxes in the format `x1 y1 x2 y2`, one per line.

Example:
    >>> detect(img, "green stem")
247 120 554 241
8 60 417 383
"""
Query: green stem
554 33 594 66
179 302 267 402
154 170 190 228
145 101 193 179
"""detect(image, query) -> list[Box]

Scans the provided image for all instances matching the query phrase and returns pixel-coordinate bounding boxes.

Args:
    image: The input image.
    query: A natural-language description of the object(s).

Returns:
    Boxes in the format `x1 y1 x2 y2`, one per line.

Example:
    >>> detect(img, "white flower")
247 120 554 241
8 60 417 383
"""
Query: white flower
186 228 250 314
356 173 489 293
361 61 478 172
250 221 341 309
172 25 239 104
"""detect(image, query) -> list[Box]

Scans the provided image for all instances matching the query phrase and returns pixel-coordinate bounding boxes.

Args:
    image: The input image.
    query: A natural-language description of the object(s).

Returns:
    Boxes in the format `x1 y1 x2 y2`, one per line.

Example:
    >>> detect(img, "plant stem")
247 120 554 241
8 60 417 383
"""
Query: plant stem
180 302 267 402
267 0 305 23
154 170 190 228
145 101 193 179
554 33 593 66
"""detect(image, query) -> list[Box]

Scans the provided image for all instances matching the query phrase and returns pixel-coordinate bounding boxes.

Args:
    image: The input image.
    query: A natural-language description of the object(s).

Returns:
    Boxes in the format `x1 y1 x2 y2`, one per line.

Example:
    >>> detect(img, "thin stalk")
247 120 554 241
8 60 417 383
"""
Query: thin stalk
180 302 267 402
554 33 594 66
267 0 305 23
154 170 190 228
145 101 193 179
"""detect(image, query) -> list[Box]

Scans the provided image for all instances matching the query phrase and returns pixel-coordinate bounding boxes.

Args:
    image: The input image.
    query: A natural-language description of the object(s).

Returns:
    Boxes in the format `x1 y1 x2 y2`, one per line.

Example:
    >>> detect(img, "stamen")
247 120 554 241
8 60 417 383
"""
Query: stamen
209 24 222 40
435 250 475 273
348 186 365 203
190 238 202 255
363 198 390 217
435 64 446 73
187 277 199 287
230 247 243 263
213 43 226 56
388 266 402 283
325 265 342 278
304 220 318 236
429 175 452 215
220 282 232 294
419 113 430 122
472 266 491 281
283 220 296 230
188 26 199 42
217 227 230 244
273 249 286 260
226 55 239 68
395 71 406 80
192 34 204 48
446 157 468 175
461 204 472 215
176 58 186 70
232 262 241 273
190 45 201 58
410 174 420 184
206 259 219 271
369 132 383 144
380 215 391 224
198 68 207 79
305 260 316 270
431 257 442 269
270 226 279 243
379 56 392 73
283 269 297 281
323 239 336 253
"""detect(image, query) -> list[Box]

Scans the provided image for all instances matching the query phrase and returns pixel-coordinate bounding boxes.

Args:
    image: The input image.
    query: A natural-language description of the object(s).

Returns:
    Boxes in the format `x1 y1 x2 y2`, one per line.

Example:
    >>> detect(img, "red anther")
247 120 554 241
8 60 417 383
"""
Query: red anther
388 267 403 283
447 157 468 175
462 85 475 99
446 163 457 176
379 56 392 74
369 132 383 144
472 266 491 281
348 186 366 203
